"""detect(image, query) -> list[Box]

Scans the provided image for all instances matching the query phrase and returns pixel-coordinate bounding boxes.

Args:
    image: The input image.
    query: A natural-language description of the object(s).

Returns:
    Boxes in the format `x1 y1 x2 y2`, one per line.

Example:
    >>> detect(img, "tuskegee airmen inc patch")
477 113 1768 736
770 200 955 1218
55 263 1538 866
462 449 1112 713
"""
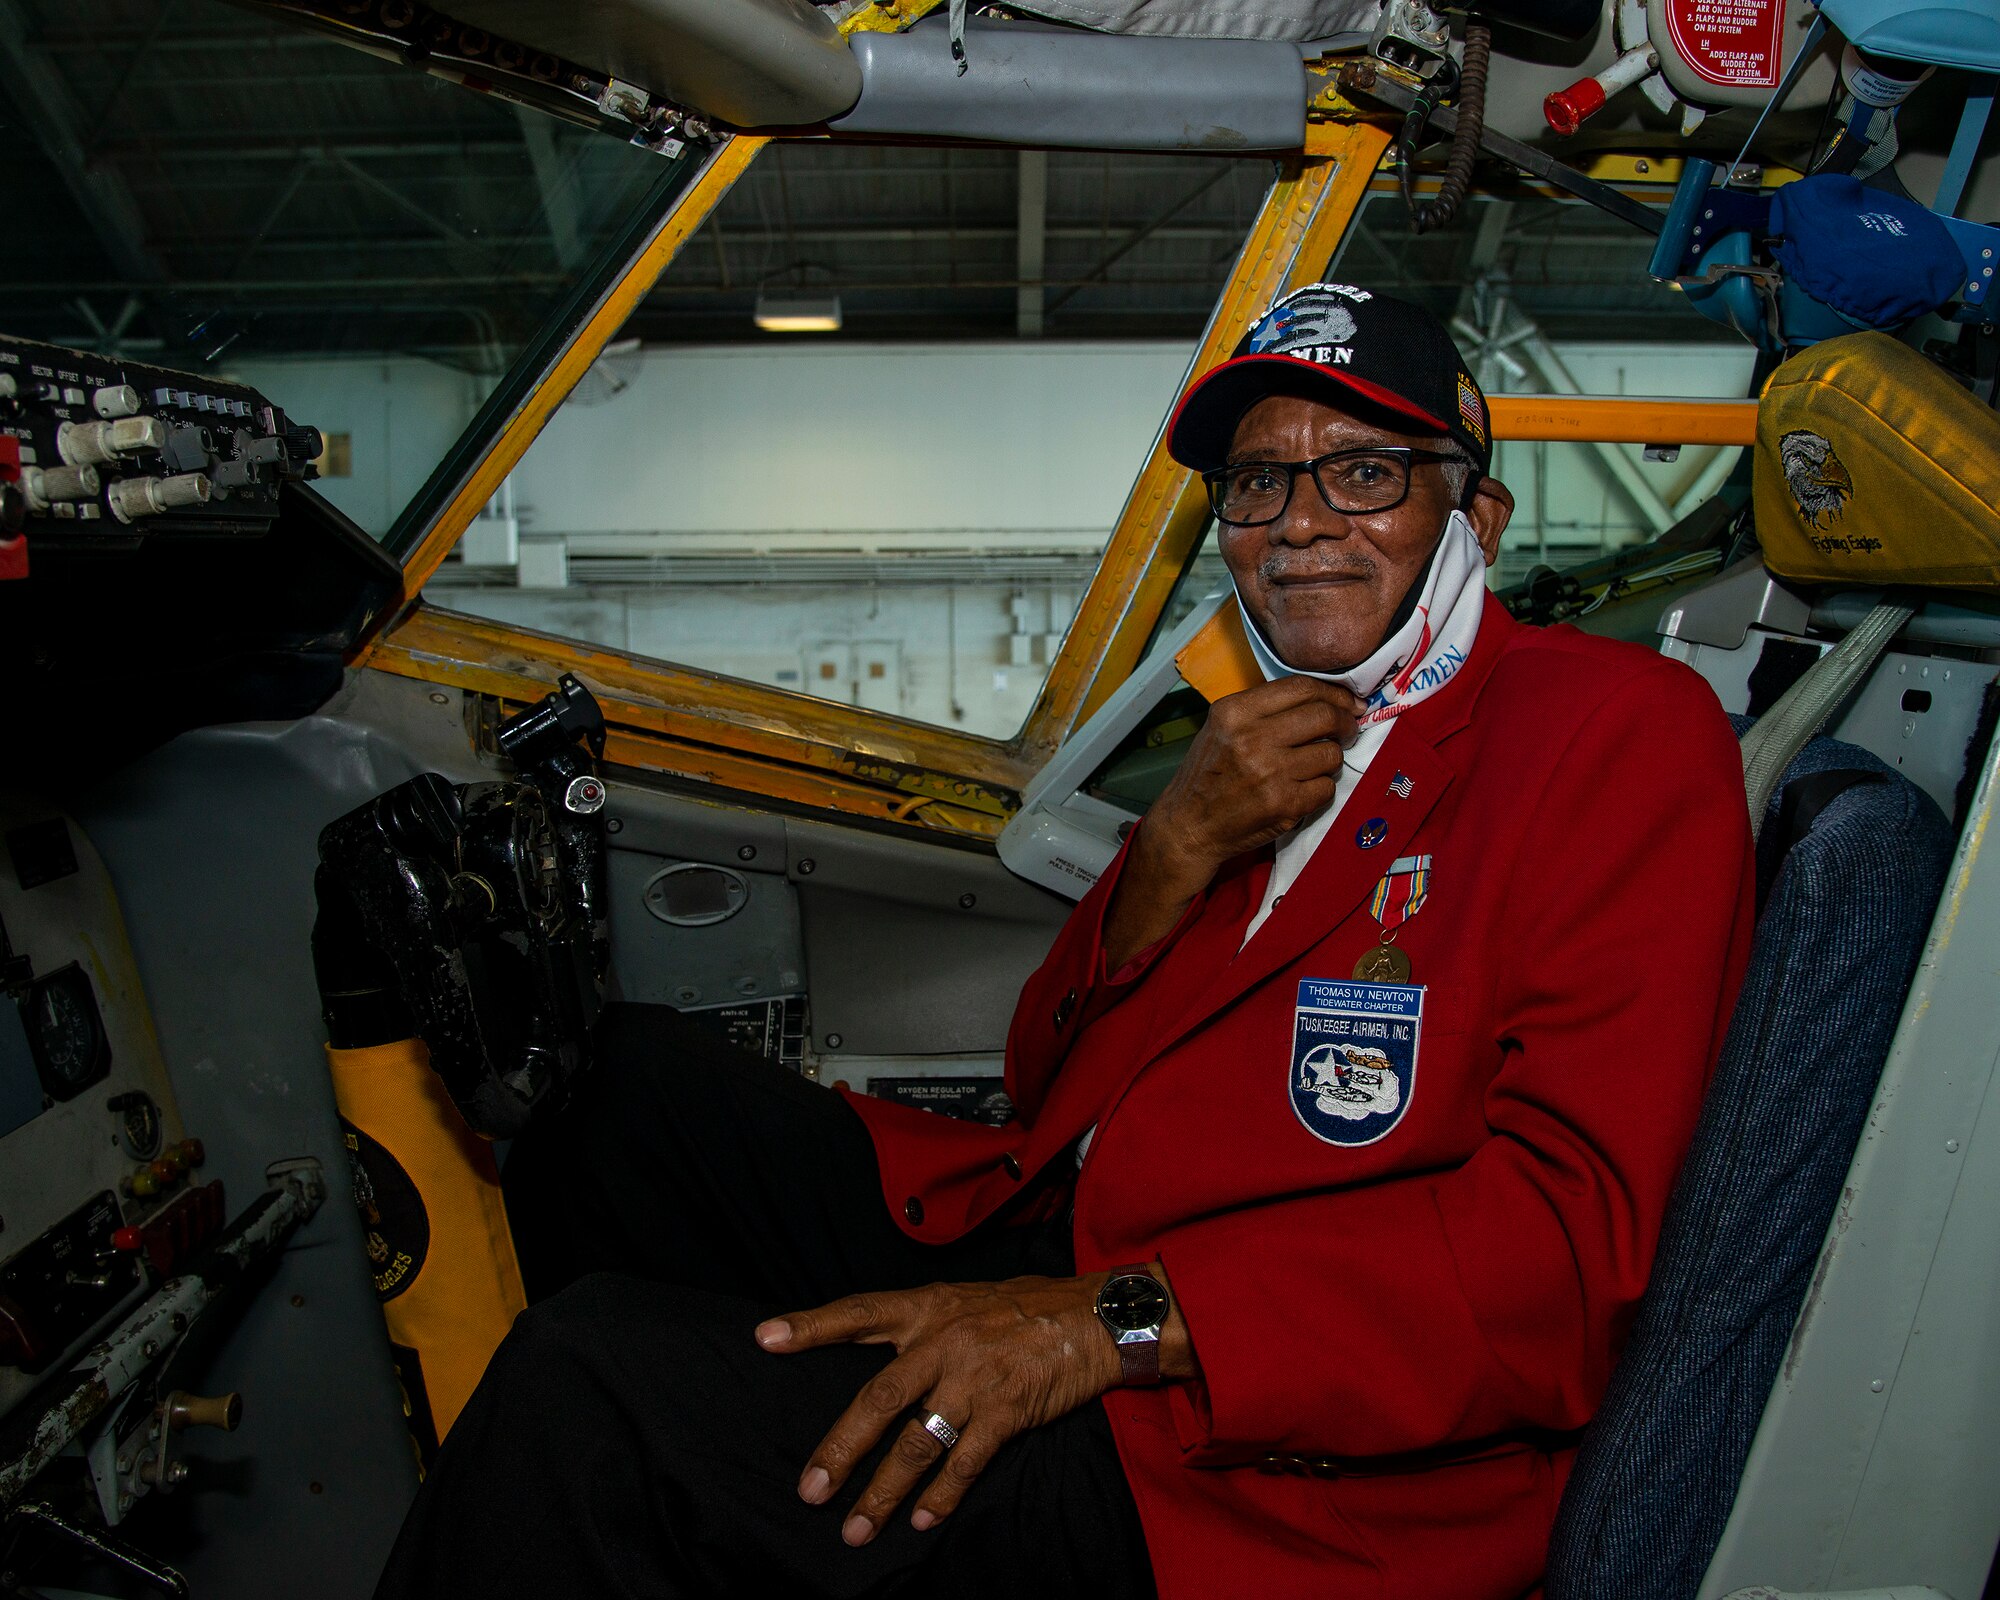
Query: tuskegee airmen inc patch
1290 979 1423 1147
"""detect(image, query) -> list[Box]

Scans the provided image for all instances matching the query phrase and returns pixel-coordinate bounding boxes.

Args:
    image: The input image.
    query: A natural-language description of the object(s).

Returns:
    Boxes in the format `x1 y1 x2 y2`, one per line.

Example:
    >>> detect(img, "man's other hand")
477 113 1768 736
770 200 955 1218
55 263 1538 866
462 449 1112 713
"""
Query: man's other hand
1105 677 1362 969
754 1274 1159 1546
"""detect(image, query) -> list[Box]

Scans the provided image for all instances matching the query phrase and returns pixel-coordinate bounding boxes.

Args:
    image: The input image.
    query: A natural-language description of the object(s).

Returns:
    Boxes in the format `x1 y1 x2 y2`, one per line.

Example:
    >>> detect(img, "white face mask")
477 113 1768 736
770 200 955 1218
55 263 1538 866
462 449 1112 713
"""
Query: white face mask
1234 508 1487 728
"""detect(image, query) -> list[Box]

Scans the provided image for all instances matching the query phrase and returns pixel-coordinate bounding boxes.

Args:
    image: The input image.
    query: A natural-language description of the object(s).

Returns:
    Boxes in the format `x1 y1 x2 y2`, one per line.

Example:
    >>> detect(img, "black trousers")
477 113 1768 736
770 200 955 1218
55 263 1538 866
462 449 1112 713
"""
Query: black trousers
374 1003 1156 1600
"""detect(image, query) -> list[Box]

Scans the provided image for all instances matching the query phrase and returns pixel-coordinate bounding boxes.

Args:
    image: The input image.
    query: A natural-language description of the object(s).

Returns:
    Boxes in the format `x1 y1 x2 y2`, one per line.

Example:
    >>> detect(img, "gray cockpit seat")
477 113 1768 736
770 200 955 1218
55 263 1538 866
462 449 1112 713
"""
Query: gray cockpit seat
1545 726 1953 1599
1542 324 2000 1598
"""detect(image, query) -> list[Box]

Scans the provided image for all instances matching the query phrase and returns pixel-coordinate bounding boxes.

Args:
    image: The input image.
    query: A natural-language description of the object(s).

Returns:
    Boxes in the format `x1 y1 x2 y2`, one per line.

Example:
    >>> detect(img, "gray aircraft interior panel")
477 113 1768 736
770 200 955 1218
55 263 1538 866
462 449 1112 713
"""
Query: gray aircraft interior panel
1659 565 2000 821
63 671 488 1599
1823 1046 2000 1592
1662 631 1997 819
0 800 190 1422
605 845 805 1010
601 784 789 871
785 818 1072 1058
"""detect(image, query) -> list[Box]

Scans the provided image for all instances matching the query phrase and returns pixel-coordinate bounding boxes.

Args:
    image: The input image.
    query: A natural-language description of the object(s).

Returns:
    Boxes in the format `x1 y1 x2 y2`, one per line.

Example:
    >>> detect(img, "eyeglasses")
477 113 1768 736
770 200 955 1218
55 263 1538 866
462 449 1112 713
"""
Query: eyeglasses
1202 446 1468 527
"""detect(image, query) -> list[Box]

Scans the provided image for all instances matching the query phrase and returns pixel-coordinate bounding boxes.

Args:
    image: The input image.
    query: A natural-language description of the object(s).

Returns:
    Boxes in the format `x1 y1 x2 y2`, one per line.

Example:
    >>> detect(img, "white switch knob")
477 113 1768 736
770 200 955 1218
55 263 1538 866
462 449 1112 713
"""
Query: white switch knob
107 472 211 523
21 463 101 511
92 384 141 419
58 416 166 466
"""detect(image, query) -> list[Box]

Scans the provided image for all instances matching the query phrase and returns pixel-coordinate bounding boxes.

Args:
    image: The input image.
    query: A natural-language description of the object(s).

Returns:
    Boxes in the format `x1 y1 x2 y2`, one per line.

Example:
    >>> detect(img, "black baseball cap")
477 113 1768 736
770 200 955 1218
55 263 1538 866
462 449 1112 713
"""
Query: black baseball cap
1166 282 1492 478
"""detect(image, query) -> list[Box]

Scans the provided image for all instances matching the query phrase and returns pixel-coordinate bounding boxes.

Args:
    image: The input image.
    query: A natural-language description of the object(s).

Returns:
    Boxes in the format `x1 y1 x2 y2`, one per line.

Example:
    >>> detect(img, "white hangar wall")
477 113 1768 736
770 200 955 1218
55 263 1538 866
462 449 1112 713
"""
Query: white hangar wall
234 338 1757 740
510 342 1194 538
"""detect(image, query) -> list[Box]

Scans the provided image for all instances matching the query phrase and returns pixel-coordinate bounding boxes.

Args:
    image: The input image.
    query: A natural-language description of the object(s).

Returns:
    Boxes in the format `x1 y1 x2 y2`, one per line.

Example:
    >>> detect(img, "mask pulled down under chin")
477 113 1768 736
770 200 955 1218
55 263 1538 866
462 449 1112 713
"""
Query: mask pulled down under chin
1232 509 1487 727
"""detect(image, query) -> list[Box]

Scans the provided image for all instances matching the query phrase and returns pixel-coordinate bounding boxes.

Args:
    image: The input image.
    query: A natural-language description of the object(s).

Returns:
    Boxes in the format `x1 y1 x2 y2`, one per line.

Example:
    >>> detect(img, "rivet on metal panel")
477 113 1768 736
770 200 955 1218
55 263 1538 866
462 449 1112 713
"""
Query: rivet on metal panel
1870 1378 1884 1392
798 859 817 876
959 893 977 909
738 845 757 862
826 1033 843 1049
1947 1139 1961 1153
429 692 449 705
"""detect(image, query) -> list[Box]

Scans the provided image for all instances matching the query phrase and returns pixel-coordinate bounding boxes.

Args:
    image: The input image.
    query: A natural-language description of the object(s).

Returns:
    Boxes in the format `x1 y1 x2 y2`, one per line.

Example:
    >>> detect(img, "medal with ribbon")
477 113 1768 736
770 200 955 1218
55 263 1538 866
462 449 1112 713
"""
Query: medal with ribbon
1352 854 1431 983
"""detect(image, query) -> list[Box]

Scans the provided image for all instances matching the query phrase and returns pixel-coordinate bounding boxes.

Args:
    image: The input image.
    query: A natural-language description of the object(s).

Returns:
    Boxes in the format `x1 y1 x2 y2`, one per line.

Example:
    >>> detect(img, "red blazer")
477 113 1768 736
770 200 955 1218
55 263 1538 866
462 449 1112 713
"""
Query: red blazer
843 596 1755 1600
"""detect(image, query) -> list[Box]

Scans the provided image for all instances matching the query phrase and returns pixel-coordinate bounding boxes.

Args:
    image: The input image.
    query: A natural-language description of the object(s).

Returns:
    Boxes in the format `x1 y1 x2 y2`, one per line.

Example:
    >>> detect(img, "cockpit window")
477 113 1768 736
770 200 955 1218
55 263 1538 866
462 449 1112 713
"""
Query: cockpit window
0 0 695 542
419 143 1275 740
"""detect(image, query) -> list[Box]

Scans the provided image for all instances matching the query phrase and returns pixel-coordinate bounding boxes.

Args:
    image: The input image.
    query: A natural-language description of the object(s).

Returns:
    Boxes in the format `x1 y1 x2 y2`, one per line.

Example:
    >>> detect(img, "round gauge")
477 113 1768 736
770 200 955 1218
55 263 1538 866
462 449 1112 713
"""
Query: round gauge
109 1089 163 1159
24 963 111 1102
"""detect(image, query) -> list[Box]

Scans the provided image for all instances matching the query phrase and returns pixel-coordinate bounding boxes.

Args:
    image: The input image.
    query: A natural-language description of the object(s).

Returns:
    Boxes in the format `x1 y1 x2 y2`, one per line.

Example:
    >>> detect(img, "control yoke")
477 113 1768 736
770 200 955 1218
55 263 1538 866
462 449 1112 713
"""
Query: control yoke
313 676 611 1138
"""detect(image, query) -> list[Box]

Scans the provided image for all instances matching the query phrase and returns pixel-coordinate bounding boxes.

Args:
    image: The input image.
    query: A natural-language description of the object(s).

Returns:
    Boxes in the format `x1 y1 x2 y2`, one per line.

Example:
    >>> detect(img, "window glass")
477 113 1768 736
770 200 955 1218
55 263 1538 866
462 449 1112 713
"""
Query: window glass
0 0 691 540
424 145 1276 739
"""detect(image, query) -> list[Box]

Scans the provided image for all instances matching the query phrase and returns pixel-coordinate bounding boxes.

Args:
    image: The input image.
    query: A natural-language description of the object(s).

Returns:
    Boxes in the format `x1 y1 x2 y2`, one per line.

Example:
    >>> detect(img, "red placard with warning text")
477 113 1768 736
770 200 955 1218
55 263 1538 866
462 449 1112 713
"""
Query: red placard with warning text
1664 0 1784 89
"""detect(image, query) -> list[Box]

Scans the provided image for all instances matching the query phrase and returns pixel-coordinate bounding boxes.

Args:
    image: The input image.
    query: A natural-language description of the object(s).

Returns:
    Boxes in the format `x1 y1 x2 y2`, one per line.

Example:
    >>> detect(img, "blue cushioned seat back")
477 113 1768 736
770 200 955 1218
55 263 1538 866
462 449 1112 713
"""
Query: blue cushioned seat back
1545 726 1954 1600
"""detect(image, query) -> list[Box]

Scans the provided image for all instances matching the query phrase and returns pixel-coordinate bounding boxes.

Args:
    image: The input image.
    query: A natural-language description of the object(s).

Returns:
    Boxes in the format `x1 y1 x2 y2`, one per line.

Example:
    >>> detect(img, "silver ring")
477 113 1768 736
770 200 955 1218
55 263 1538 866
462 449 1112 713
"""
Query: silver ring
921 1411 960 1450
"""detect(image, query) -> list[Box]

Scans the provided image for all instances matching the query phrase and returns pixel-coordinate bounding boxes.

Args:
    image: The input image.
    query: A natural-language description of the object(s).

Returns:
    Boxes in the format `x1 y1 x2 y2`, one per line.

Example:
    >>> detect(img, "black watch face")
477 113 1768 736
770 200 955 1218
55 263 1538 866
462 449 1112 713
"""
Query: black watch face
1099 1274 1169 1333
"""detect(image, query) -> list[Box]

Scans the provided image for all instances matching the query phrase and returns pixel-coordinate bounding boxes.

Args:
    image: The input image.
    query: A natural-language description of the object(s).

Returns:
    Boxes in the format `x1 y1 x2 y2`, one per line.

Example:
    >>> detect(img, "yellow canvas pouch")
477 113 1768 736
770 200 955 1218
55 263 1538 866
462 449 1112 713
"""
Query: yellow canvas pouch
325 1037 526 1457
1754 331 2000 593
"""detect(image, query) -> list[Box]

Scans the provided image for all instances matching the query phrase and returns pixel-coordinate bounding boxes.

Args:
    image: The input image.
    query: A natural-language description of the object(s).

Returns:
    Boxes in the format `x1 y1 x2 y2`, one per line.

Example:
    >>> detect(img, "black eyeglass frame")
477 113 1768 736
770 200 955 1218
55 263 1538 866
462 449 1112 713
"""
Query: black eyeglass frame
1201 445 1474 527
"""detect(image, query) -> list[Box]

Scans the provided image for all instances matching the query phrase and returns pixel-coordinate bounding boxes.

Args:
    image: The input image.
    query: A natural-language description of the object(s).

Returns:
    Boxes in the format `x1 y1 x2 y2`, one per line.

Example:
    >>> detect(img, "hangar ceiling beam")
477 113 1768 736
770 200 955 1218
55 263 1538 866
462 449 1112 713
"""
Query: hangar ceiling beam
1016 150 1047 337
516 108 586 271
1044 165 1233 316
102 137 536 162
326 151 473 248
0 3 168 292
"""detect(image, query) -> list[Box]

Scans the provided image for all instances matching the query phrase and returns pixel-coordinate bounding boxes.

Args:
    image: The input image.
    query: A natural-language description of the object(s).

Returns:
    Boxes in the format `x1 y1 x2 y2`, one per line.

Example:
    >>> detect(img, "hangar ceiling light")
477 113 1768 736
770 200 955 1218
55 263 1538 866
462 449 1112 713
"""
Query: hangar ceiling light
754 294 843 333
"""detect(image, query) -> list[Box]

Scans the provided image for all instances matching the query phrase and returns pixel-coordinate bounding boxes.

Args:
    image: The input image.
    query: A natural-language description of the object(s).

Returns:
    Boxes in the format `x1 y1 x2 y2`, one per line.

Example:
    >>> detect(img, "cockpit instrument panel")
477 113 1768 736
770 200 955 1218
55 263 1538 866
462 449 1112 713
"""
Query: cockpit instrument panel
0 334 324 556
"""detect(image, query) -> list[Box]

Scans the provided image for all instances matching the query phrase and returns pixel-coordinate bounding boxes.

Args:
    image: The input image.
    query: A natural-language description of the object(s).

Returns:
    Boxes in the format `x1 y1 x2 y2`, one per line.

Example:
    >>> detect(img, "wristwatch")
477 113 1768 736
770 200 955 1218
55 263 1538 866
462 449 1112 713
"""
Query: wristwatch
1095 1264 1171 1387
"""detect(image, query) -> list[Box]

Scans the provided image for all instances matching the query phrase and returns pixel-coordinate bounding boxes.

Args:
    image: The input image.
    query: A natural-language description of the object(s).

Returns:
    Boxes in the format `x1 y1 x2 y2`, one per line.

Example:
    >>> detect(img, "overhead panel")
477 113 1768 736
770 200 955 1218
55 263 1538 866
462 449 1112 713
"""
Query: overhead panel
449 0 863 127
832 19 1307 151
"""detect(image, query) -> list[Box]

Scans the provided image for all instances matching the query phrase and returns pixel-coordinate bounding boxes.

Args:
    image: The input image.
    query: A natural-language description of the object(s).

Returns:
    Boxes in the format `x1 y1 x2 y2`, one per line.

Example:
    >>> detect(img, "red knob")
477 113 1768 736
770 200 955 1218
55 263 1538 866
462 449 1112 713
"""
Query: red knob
1544 77 1607 137
112 1225 143 1252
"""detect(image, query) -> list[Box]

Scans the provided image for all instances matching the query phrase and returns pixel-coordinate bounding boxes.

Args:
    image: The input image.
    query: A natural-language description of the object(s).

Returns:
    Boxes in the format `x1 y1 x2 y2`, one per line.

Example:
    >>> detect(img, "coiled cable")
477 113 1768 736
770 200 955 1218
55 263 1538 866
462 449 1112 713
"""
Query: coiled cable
1399 19 1491 235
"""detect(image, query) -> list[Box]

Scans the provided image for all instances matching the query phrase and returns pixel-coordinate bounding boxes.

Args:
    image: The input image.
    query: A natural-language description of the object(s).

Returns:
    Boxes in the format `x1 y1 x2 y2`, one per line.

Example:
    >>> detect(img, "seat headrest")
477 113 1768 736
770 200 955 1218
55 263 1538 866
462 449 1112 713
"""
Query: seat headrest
1754 331 2000 594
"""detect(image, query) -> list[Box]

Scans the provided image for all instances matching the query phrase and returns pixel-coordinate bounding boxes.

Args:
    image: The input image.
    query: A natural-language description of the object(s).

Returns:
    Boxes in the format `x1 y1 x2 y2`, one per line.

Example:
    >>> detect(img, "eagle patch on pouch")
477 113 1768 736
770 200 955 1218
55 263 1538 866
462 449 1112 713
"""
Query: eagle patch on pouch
1780 429 1855 530
1290 979 1423 1147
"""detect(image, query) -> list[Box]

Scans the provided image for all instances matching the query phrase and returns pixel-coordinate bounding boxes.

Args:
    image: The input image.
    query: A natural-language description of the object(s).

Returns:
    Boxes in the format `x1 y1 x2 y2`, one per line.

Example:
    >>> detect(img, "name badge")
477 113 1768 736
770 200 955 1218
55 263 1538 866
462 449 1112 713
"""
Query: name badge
1290 979 1423 1147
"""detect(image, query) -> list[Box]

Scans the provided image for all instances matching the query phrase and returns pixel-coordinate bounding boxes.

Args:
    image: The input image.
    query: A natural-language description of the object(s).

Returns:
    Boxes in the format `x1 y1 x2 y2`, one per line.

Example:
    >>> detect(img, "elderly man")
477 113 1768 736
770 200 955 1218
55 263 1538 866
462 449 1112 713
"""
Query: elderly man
375 286 1752 1600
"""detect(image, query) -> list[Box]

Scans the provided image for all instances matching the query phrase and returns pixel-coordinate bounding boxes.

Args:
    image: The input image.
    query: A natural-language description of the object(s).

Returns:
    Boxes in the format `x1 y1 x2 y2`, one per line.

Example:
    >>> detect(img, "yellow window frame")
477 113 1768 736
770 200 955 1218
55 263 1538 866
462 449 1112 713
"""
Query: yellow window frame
352 96 1756 839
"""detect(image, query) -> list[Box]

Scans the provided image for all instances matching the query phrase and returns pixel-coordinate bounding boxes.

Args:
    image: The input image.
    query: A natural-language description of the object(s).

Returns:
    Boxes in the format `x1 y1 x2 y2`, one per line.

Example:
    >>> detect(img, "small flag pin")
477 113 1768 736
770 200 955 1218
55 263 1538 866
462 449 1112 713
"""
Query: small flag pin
1387 771 1413 799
